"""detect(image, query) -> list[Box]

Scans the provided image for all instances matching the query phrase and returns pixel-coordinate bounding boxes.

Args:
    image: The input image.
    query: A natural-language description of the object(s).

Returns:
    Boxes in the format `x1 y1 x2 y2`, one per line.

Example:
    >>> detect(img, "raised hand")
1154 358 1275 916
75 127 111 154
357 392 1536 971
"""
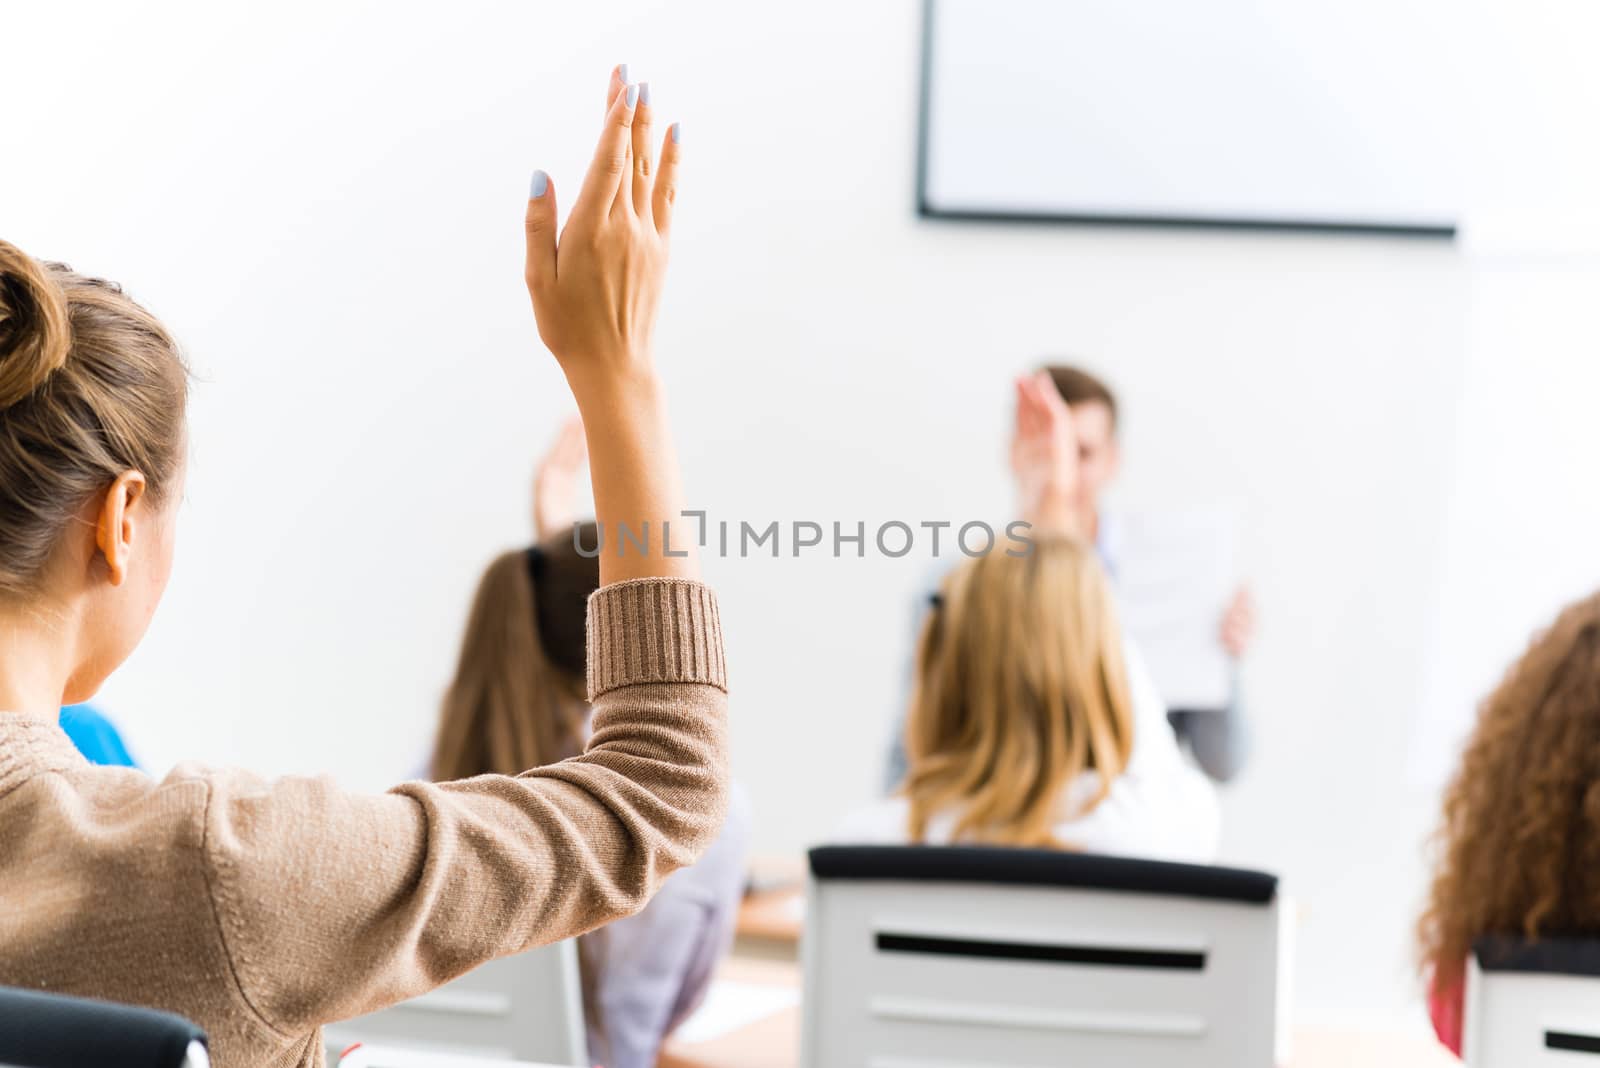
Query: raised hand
1010 370 1085 538
532 415 587 540
524 66 682 398
522 68 694 584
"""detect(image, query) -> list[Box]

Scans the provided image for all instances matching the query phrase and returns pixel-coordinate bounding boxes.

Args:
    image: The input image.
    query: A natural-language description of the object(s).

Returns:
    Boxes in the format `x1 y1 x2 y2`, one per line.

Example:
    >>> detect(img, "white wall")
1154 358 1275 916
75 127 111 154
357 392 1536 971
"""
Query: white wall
3 0 1591 1036
1411 1 1600 788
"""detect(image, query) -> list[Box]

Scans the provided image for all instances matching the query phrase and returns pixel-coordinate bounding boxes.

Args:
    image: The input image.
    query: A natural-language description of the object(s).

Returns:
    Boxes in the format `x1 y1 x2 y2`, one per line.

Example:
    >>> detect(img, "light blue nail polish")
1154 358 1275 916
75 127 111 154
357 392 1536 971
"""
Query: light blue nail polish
529 170 548 198
618 64 629 83
625 83 639 108
639 81 652 106
670 122 682 144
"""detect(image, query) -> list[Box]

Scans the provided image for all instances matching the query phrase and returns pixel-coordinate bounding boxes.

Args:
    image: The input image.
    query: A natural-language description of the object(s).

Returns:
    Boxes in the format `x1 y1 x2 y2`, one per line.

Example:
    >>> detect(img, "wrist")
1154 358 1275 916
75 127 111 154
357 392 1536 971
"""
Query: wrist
1025 491 1084 539
564 362 664 414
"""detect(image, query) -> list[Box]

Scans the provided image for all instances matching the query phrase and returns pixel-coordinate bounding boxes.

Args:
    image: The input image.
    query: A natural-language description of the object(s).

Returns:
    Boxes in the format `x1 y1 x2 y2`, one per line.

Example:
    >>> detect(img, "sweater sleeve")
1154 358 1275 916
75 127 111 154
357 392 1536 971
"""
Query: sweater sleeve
199 578 729 1038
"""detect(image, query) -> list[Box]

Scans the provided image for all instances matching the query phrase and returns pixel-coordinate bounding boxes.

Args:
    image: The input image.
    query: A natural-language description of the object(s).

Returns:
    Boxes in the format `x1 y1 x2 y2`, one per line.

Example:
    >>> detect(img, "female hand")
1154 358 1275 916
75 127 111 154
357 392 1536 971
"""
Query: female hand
524 66 681 399
521 69 695 584
532 415 587 540
1010 370 1085 538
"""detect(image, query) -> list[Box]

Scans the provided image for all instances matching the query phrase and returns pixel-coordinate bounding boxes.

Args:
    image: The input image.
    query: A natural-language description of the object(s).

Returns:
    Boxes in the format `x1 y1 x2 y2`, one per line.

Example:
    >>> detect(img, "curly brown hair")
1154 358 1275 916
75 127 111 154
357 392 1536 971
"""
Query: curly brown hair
1418 590 1600 991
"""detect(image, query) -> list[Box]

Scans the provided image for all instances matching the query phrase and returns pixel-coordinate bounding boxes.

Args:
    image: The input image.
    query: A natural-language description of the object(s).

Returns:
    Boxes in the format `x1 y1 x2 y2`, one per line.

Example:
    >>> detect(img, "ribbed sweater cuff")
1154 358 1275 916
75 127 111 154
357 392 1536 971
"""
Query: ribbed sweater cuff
586 578 727 698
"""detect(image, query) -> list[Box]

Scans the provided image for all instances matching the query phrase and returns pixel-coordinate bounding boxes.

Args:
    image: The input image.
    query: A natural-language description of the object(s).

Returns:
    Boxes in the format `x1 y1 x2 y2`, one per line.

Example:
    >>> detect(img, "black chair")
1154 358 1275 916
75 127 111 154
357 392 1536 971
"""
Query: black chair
0 987 207 1068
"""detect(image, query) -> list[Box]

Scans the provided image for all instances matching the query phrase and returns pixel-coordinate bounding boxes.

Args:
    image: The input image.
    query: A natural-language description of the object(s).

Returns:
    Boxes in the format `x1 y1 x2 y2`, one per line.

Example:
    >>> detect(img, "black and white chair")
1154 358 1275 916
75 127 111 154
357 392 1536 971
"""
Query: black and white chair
324 940 586 1067
1464 936 1600 1065
800 845 1289 1067
0 986 208 1068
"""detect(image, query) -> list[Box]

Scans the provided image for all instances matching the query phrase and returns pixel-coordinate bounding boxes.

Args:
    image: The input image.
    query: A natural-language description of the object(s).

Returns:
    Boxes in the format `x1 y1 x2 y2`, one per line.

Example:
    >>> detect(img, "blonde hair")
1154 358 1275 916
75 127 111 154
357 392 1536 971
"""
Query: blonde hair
429 525 599 782
0 240 187 597
903 537 1135 846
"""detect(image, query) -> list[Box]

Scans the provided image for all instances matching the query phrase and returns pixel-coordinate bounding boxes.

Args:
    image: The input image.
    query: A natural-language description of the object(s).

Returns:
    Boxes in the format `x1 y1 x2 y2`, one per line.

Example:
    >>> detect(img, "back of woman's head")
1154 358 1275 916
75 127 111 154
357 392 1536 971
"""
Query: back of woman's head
431 522 601 781
1419 590 1600 984
904 537 1135 846
0 240 187 598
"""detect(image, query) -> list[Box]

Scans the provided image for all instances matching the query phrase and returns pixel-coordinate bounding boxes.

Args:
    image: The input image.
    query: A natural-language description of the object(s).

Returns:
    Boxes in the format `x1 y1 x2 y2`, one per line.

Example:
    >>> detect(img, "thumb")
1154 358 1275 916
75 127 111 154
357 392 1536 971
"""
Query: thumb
524 169 557 299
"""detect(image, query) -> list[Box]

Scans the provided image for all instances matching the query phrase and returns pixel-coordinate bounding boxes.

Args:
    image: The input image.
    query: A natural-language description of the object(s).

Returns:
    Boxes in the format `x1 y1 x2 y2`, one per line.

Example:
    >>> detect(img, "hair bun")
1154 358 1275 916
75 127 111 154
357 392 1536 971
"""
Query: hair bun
0 240 71 408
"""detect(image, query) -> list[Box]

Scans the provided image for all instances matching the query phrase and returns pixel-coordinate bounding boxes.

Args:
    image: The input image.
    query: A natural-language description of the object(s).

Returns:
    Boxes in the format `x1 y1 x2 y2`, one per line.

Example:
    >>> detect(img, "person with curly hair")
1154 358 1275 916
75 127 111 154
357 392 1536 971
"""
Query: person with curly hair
1418 591 1600 1056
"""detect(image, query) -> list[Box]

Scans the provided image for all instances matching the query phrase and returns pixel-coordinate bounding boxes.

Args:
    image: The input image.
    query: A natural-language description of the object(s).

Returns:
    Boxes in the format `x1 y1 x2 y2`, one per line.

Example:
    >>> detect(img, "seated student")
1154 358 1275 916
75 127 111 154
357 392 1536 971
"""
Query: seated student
1418 590 1600 1057
884 364 1255 793
58 703 138 768
841 375 1218 860
0 69 725 1068
430 427 749 1068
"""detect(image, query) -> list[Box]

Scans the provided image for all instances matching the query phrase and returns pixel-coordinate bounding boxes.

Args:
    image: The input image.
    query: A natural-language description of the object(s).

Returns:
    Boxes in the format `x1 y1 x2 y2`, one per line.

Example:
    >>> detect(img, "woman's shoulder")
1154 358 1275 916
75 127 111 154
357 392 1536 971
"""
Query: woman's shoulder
1054 763 1220 864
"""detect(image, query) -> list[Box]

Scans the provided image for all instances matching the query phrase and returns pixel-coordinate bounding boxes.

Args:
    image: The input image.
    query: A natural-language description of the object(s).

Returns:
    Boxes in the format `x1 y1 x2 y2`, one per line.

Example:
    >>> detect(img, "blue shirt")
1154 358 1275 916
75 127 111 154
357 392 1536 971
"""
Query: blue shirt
57 704 138 768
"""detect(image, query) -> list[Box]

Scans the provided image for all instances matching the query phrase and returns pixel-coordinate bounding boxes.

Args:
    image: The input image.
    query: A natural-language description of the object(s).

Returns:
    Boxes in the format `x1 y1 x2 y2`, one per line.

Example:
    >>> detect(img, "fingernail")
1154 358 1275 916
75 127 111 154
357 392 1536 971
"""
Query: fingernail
529 170 549 198
639 81 652 106
618 63 629 83
625 83 639 108
670 122 682 144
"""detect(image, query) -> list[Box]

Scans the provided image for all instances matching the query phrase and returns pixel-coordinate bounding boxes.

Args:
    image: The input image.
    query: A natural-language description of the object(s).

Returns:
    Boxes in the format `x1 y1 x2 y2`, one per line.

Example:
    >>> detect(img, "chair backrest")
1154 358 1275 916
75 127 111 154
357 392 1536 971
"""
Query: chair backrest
800 845 1287 1068
0 987 208 1068
323 940 586 1067
1464 936 1600 1065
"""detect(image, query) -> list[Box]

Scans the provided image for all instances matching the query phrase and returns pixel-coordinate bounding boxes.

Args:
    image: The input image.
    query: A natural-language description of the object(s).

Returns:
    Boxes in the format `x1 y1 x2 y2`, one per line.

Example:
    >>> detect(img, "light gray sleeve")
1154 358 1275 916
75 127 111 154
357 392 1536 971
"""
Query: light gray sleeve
1166 678 1250 784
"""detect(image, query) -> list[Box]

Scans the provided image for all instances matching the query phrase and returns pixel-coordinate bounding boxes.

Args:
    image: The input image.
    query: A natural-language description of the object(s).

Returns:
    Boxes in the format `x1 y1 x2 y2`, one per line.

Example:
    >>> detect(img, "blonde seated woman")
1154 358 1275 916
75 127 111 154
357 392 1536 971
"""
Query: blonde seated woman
838 375 1218 860
429 421 749 1068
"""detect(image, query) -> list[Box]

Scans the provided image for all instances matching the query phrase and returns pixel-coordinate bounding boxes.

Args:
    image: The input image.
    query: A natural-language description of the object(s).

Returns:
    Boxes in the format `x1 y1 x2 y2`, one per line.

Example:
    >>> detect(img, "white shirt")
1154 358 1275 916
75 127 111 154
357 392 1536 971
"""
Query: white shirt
841 640 1220 864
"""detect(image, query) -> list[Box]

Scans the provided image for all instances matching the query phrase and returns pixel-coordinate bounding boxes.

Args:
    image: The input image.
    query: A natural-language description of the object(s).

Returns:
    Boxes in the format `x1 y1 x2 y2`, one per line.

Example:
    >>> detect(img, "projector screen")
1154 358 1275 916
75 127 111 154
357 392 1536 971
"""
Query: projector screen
918 0 1466 235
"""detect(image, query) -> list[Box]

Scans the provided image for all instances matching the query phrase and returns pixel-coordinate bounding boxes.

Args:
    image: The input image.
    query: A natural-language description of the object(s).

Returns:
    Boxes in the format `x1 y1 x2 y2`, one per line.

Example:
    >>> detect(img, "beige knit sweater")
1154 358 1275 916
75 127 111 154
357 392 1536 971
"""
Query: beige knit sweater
0 577 728 1068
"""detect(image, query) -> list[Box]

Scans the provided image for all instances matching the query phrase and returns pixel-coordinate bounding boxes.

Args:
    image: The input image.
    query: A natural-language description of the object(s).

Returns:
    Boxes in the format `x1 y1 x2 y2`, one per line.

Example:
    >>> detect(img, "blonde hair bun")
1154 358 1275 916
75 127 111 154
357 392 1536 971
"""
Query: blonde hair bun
0 240 72 408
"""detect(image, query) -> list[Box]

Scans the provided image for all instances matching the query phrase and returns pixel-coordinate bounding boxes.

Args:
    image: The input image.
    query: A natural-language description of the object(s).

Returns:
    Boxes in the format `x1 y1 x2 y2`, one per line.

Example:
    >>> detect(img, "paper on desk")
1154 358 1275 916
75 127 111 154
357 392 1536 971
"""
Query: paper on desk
672 980 801 1045
1111 509 1239 711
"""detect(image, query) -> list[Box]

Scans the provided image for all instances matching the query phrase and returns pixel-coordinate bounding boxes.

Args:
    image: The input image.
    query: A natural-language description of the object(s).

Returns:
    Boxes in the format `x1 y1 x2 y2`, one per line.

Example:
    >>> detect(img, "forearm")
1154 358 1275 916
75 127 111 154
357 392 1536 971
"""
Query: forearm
571 373 697 585
1025 490 1087 542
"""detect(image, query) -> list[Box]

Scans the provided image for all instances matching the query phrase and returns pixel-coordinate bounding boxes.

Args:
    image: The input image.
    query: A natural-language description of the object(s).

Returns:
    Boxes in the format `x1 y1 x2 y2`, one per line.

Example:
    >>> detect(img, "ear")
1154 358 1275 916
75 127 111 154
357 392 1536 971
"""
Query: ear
94 471 148 587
